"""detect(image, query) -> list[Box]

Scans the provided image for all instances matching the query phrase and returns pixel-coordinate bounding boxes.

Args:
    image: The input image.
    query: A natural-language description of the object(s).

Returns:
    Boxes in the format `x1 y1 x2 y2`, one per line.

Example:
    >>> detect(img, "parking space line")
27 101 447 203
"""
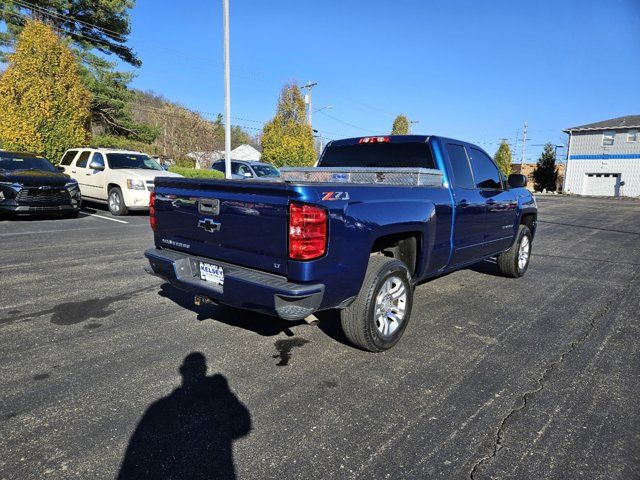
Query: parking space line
80 212 129 224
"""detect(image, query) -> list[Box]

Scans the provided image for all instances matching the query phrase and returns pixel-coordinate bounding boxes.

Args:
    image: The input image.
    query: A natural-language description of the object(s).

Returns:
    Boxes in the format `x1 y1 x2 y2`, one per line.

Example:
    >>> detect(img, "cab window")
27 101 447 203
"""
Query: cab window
75 151 91 168
469 148 502 190
446 143 474 189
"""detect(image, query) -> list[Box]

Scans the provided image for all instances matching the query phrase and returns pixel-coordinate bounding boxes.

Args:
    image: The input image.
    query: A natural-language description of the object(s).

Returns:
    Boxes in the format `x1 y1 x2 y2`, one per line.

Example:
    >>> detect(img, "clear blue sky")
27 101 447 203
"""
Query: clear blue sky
120 0 640 162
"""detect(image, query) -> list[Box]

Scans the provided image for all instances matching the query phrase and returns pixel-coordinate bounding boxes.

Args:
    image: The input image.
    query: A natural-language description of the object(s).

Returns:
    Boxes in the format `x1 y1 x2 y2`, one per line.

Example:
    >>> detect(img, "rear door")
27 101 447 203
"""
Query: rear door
71 151 91 197
446 143 487 266
58 150 78 174
467 147 518 254
154 180 291 275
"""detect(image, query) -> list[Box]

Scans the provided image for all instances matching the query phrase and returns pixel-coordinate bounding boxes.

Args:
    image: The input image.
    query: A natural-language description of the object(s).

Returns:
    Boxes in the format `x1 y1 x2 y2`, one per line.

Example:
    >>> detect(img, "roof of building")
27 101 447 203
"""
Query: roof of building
188 144 261 163
564 115 640 133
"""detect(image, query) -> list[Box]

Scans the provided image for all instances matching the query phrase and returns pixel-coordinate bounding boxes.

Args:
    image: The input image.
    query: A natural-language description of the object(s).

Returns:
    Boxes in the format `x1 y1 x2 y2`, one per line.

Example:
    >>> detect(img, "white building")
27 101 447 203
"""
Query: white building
563 115 640 197
188 144 261 168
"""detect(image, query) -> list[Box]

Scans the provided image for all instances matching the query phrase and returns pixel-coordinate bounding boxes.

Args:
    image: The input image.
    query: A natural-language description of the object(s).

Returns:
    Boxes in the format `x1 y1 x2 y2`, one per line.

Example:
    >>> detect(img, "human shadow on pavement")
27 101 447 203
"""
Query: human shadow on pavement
158 283 305 337
117 352 251 480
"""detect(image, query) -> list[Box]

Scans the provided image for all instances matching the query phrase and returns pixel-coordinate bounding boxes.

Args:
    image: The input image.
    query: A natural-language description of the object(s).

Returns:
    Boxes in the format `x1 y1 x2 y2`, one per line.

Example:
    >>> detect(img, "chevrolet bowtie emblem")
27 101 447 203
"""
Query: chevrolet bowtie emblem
198 218 221 233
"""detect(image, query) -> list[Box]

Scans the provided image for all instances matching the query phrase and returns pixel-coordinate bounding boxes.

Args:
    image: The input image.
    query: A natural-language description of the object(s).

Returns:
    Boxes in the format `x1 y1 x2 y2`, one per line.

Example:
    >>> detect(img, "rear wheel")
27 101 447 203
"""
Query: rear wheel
497 224 532 278
340 255 414 352
108 187 128 216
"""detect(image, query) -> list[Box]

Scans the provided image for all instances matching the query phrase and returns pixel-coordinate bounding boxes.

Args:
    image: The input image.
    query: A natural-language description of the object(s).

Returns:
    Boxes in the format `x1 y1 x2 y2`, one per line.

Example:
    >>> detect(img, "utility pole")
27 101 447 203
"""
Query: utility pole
222 0 232 179
302 81 317 127
520 120 528 165
409 119 419 134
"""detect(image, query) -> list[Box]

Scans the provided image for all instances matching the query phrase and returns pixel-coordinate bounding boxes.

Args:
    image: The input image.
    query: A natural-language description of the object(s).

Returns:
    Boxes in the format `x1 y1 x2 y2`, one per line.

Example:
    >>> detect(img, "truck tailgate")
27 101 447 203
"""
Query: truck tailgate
154 178 291 275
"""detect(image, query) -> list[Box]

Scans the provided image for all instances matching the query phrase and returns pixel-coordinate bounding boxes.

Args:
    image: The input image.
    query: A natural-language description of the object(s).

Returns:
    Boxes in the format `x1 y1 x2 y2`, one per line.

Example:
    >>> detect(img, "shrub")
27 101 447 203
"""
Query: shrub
92 134 159 155
168 167 225 179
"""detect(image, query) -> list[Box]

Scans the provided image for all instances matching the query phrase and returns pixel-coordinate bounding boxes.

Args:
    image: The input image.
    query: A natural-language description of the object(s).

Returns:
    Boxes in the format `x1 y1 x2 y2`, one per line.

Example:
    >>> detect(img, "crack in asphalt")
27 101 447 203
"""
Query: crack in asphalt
468 281 633 479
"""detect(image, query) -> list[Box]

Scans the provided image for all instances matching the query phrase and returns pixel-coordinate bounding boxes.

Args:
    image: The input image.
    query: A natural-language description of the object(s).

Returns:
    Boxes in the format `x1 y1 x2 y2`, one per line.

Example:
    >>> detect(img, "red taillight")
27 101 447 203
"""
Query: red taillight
289 202 327 260
358 136 390 144
149 191 157 232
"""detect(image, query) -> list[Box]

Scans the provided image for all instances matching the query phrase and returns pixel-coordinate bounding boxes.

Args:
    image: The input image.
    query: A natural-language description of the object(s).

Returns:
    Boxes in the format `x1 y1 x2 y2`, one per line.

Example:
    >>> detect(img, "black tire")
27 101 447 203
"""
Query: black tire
108 187 128 216
497 224 532 278
340 255 414 352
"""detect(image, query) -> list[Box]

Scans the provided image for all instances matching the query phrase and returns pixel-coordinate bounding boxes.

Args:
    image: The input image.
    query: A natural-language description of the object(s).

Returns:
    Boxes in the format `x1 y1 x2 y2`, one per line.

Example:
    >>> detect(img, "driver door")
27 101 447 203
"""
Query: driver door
84 152 108 201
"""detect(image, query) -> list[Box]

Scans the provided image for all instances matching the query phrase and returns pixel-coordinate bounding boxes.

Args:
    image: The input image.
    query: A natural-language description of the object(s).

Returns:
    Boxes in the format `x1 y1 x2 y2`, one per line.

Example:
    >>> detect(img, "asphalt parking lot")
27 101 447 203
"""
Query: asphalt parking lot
1 196 639 480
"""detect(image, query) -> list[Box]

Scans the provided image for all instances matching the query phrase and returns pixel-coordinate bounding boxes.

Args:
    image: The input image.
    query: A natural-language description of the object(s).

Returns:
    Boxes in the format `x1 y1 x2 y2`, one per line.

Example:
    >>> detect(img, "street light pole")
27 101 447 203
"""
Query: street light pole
222 0 232 179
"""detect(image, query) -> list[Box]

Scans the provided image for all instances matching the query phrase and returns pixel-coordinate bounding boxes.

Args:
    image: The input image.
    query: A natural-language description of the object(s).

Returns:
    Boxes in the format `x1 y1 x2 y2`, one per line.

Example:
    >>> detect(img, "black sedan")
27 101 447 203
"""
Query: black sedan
0 151 81 217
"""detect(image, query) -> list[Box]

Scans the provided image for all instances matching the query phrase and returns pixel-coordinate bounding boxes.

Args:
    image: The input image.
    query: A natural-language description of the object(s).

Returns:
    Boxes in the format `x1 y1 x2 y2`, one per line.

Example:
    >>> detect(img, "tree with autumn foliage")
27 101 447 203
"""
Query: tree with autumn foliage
391 115 410 135
0 21 91 162
261 83 316 167
493 139 513 177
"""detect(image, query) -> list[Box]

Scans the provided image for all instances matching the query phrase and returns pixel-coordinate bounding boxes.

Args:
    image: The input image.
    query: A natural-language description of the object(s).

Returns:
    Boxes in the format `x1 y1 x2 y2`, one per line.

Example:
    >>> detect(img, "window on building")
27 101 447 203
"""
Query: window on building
627 130 638 143
602 131 615 146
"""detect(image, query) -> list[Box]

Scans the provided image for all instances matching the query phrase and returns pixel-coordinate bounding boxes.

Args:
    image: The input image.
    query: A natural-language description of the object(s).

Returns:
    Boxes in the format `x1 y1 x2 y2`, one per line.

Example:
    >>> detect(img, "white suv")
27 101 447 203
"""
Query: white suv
59 148 182 216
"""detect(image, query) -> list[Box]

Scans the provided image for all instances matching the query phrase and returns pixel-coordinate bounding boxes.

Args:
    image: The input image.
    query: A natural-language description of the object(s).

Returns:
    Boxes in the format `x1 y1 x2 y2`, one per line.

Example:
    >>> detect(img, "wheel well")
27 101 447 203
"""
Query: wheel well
371 233 419 277
521 213 537 238
107 183 120 193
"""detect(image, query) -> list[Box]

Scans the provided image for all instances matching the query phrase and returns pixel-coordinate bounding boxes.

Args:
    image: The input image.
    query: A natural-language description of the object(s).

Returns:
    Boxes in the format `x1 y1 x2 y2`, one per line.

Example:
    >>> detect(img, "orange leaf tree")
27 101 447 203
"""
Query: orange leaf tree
0 21 91 163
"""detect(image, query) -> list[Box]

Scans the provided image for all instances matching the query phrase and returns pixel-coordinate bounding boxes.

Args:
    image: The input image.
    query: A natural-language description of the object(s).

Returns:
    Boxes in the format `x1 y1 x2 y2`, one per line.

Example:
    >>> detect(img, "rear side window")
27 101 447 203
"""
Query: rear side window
60 150 78 166
319 142 435 169
75 151 91 168
212 162 225 173
469 148 502 189
446 144 474 189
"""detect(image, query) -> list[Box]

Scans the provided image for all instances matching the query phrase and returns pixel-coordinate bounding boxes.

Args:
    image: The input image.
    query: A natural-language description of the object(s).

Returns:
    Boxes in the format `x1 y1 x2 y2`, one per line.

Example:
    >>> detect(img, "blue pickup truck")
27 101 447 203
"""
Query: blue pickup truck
145 135 536 352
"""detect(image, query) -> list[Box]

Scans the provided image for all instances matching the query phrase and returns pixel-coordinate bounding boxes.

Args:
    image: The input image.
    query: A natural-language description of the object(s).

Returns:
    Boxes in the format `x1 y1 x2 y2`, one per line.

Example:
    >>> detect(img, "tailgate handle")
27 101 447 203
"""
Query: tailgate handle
198 198 220 215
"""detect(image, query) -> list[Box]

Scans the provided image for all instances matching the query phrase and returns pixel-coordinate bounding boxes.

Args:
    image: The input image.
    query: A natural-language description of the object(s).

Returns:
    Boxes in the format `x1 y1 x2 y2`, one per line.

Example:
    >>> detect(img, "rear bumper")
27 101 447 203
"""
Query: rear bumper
144 248 325 321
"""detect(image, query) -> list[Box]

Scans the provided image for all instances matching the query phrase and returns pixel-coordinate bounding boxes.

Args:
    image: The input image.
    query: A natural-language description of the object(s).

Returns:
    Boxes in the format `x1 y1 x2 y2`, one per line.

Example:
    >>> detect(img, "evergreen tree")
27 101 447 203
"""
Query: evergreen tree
391 115 410 135
493 139 512 177
261 83 316 167
532 143 559 191
0 21 91 162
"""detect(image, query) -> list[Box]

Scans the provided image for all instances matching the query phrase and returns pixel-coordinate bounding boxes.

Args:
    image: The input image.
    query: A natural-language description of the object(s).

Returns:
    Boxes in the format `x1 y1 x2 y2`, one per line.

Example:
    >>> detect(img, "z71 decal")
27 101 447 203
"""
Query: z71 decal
321 191 350 201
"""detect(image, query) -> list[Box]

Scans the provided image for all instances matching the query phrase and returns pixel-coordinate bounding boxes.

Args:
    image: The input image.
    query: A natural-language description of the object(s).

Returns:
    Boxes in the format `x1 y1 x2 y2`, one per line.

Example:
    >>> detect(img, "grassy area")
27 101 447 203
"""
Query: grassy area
168 166 225 179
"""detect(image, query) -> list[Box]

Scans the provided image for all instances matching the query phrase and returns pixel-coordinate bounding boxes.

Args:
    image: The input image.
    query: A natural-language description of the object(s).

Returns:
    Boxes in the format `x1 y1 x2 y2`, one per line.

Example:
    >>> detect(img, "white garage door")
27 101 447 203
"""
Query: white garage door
582 173 621 196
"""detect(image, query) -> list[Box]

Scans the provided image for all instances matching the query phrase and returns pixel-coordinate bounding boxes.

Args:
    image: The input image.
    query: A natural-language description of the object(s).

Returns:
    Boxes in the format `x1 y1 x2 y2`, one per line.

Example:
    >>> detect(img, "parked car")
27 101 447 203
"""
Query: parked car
59 148 182 216
0 151 81 217
145 135 536 352
210 160 280 180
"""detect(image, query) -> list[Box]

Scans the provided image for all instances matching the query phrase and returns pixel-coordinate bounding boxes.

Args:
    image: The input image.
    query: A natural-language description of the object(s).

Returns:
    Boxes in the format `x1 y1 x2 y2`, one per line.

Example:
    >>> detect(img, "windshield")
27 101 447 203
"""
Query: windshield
253 164 280 177
106 153 163 170
319 142 436 169
0 152 57 172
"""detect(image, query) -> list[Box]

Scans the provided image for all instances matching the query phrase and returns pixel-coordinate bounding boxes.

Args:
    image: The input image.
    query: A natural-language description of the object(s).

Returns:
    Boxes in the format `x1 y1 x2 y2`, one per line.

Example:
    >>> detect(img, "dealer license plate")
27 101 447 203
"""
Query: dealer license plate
199 262 224 286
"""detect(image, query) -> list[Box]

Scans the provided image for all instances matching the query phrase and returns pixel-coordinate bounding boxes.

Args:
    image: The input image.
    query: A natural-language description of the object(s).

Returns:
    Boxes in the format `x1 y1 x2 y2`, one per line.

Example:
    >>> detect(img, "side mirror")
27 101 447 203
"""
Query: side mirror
508 173 527 188
89 161 105 171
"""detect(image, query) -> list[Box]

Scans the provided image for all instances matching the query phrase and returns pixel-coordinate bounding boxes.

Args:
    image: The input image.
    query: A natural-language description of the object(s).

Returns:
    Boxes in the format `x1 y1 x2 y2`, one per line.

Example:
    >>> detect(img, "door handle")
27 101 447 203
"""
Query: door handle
458 199 470 208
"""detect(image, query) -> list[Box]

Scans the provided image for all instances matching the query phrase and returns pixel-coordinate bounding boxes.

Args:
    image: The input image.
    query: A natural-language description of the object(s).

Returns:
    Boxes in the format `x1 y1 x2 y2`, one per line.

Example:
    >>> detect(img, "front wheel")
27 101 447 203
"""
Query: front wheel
497 224 532 278
108 187 128 216
340 255 414 352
